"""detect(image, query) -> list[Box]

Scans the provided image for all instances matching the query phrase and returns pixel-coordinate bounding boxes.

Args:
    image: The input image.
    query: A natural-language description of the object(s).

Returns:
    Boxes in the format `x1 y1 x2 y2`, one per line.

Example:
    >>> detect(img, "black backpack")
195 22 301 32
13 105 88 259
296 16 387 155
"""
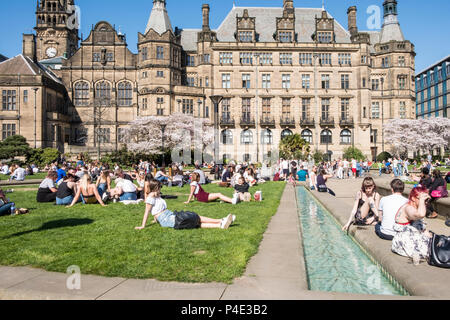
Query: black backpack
428 233 450 268
174 211 201 230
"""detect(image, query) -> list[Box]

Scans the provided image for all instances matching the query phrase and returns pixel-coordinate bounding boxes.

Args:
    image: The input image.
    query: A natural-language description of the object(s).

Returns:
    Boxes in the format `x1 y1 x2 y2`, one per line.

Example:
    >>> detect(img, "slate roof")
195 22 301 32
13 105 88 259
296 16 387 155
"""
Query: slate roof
0 54 63 84
145 0 173 35
179 29 200 51
215 7 351 43
379 16 405 43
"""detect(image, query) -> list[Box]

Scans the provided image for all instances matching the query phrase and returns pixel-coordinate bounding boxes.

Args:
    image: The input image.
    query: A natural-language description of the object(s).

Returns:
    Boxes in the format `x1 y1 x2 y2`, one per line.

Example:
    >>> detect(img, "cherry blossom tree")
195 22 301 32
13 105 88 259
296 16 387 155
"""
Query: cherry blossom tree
123 113 214 157
384 117 450 155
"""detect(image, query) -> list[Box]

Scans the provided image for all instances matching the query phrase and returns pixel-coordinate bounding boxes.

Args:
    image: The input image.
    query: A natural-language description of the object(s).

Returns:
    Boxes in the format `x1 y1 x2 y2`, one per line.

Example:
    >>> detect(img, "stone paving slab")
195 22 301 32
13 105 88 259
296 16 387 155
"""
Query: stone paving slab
312 177 450 299
0 267 126 300
98 279 227 300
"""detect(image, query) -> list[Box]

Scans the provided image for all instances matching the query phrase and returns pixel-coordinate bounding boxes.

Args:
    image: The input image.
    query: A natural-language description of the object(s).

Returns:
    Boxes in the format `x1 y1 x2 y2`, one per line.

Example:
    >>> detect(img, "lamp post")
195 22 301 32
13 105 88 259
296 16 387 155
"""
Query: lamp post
210 95 223 164
33 88 39 149
161 124 167 167
381 77 385 153
254 53 260 163
197 98 202 118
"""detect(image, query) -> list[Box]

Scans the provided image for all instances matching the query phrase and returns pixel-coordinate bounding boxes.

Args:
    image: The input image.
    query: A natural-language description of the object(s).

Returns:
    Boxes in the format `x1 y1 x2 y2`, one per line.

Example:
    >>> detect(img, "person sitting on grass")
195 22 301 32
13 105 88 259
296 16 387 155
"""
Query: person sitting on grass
135 170 147 199
36 171 59 203
9 164 26 182
0 188 15 216
342 177 380 231
97 170 112 200
155 167 172 186
185 172 235 205
233 175 251 203
391 187 434 261
67 175 107 207
107 177 138 203
172 169 185 188
136 180 235 230
56 174 79 206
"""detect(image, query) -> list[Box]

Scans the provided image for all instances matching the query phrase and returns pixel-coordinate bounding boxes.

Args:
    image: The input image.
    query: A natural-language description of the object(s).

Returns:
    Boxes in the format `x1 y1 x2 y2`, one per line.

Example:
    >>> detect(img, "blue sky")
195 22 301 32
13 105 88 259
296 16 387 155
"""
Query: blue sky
0 0 449 73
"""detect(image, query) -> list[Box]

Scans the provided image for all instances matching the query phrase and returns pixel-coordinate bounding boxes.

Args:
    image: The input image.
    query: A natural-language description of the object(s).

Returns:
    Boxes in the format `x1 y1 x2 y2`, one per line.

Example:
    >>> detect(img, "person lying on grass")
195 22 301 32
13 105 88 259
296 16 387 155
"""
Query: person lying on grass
136 180 235 230
185 172 235 205
67 175 107 208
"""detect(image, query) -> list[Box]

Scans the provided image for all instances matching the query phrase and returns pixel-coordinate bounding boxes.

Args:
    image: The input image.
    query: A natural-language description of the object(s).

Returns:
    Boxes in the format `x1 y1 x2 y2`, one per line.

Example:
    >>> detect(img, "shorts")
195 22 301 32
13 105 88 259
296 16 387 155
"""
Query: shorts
352 168 357 174
157 210 176 228
56 196 74 206
120 192 138 201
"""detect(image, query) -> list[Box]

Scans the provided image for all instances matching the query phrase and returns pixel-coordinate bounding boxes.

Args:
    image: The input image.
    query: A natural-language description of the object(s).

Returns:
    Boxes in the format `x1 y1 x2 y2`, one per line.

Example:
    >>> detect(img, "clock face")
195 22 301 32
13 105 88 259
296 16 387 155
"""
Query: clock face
46 47 57 58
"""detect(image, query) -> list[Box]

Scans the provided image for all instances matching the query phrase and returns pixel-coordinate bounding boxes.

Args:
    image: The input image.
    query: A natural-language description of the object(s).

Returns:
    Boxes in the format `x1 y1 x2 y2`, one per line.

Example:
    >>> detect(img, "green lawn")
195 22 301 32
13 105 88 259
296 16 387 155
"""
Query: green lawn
0 182 286 283
0 172 47 181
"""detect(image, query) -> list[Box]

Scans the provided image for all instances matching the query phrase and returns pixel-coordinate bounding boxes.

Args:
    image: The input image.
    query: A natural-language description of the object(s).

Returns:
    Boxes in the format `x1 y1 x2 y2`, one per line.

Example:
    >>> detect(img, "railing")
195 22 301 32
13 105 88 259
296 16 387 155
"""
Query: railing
280 117 296 127
340 117 354 127
240 116 255 127
300 117 315 126
320 116 335 126
220 117 235 127
260 116 276 127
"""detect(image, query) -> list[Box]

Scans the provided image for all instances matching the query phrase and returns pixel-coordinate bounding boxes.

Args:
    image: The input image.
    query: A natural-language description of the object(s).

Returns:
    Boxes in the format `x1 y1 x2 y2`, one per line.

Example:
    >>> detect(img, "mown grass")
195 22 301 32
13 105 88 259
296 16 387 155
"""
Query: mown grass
0 182 286 283
0 173 47 181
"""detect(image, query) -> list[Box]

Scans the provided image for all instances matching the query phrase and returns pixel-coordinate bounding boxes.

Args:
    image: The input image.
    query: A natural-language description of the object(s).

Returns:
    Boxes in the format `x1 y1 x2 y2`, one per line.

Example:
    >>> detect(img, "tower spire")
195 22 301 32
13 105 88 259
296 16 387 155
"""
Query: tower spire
145 0 173 35
380 0 404 43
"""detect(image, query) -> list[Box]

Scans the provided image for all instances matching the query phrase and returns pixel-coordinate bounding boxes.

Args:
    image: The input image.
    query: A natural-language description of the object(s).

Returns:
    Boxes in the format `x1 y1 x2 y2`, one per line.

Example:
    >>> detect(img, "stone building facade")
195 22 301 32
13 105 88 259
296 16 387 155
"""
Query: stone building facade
1 0 416 161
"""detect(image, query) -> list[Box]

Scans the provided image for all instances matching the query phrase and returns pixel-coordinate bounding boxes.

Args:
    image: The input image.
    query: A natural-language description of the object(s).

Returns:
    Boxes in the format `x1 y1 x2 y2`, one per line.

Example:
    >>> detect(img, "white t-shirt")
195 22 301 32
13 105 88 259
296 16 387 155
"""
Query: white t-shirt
1 165 9 174
14 167 26 180
116 179 137 193
351 160 357 169
190 181 200 195
379 194 408 236
39 178 55 190
145 196 168 216
281 160 289 170
343 161 349 168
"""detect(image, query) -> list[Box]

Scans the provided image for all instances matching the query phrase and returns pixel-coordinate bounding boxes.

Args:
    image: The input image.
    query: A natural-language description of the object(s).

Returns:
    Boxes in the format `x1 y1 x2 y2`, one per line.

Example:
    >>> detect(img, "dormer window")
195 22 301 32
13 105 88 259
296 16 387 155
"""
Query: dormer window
279 31 293 43
317 32 332 43
238 31 253 42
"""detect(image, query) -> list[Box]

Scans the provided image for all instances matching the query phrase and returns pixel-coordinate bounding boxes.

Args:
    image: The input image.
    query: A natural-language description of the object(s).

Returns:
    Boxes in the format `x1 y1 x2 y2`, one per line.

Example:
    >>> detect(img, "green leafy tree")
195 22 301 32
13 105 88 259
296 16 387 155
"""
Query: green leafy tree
377 151 392 162
279 134 310 160
343 147 366 161
27 148 60 167
312 150 326 164
0 135 31 160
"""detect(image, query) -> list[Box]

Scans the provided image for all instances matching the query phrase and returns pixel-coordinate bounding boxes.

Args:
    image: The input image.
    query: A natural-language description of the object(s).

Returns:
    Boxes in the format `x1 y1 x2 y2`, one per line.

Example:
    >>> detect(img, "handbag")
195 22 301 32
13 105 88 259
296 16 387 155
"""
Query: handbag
174 211 201 230
428 233 450 268
435 185 448 198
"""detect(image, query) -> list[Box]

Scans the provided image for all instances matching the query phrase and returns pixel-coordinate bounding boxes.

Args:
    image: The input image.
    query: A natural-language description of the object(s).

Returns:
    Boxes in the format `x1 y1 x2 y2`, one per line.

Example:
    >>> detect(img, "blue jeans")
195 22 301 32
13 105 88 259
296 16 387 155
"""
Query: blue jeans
157 210 176 228
0 203 14 216
119 192 138 201
375 223 394 241
56 196 74 206
98 183 107 197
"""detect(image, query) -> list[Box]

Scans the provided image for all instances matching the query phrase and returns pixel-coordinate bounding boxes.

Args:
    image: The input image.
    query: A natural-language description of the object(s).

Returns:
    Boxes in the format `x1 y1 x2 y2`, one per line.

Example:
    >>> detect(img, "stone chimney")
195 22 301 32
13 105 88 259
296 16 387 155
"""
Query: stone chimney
347 6 358 36
23 34 37 62
202 4 210 31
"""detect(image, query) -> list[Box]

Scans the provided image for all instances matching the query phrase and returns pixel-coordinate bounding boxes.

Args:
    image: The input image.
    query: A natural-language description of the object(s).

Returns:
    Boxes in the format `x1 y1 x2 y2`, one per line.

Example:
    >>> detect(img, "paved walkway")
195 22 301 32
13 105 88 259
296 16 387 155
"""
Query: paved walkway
0 179 442 300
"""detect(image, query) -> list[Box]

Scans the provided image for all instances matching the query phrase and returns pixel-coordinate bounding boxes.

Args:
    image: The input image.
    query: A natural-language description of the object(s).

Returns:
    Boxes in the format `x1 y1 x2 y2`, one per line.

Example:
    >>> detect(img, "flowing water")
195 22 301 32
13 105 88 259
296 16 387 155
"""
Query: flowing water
296 187 407 296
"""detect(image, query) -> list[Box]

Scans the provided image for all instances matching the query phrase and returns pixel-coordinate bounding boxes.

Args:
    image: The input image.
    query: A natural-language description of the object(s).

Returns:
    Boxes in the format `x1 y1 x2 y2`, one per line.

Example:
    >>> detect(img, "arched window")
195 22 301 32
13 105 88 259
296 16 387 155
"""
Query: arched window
74 81 89 106
340 129 352 145
261 129 273 145
241 130 253 145
221 130 233 145
117 82 132 106
301 129 313 144
281 129 293 140
320 129 332 144
95 81 111 106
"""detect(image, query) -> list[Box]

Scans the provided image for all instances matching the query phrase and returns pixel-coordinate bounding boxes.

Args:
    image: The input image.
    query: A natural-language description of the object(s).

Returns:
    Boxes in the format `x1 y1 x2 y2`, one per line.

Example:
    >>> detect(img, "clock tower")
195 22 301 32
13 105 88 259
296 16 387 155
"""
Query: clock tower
34 0 79 61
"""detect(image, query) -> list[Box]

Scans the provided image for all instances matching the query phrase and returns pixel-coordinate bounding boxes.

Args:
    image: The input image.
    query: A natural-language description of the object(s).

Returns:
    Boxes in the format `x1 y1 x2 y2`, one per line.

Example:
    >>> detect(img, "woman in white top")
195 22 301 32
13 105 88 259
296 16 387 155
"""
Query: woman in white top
136 180 235 230
309 166 318 190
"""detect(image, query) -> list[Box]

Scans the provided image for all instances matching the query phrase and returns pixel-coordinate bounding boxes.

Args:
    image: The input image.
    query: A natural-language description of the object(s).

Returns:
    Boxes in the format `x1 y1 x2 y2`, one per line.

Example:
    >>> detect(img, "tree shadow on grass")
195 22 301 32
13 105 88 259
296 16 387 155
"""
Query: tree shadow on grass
3 218 94 239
